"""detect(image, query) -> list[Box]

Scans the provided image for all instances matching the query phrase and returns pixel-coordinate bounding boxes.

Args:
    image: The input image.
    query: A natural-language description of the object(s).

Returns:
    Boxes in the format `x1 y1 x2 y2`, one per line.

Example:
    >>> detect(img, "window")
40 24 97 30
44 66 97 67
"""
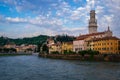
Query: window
102 43 104 45
119 46 120 50
119 41 120 45
102 48 106 50
111 47 113 50
104 48 106 50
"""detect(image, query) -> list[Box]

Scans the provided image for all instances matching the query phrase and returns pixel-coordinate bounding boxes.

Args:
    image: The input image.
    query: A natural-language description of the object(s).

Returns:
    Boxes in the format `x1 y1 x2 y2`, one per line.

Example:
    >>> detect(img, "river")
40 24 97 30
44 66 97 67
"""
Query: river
0 55 120 80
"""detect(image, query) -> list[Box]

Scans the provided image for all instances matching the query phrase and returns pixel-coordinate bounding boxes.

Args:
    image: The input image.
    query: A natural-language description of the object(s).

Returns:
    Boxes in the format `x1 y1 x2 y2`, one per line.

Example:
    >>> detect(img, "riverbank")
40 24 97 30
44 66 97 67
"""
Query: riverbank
0 53 32 56
39 54 120 62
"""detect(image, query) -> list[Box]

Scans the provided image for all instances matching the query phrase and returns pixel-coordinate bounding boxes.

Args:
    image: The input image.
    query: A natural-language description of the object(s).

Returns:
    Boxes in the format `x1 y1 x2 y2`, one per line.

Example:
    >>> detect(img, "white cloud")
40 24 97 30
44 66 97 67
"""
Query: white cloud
0 0 120 38
94 0 120 38
62 27 86 31
70 7 86 20
4 15 64 32
96 6 104 14
6 17 27 23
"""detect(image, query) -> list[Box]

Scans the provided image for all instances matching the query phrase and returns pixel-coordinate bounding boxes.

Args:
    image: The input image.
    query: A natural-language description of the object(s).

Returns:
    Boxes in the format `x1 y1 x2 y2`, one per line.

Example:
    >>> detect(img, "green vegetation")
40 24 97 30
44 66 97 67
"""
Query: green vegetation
0 48 16 53
55 35 75 42
51 51 60 54
0 35 75 46
78 50 99 60
78 50 99 56
0 36 8 46
41 44 49 54
0 35 49 46
63 50 76 54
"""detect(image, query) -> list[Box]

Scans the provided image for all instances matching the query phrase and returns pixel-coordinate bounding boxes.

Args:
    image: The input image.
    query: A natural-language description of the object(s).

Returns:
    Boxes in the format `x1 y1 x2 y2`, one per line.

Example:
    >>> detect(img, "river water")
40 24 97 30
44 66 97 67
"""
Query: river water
0 55 120 80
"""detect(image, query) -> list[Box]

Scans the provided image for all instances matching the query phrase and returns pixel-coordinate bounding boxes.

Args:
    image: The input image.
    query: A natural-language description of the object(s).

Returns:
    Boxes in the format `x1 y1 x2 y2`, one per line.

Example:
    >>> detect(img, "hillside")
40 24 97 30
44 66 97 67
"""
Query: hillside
0 35 75 46
0 35 49 45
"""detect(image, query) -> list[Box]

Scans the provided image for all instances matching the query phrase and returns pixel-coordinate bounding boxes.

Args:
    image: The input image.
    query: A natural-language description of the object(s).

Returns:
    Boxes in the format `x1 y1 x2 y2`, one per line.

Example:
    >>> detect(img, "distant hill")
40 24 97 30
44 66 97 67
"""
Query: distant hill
0 35 75 46
0 35 49 46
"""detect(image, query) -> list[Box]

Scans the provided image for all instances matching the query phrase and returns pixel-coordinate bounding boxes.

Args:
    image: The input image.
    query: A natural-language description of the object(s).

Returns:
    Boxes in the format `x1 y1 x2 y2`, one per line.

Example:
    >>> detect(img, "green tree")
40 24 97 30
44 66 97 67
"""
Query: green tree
42 44 49 54
9 48 16 53
51 51 59 54
78 50 87 57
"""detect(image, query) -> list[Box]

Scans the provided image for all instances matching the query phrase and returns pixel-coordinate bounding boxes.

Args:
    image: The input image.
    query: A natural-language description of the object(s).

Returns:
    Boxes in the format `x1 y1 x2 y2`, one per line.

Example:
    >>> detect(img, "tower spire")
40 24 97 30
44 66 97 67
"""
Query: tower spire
108 26 110 31
88 10 98 34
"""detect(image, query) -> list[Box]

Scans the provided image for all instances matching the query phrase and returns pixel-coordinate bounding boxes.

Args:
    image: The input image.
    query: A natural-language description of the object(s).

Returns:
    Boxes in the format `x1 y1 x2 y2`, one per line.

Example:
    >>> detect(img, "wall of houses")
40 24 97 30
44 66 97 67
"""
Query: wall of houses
61 42 73 54
89 37 120 54
73 39 86 52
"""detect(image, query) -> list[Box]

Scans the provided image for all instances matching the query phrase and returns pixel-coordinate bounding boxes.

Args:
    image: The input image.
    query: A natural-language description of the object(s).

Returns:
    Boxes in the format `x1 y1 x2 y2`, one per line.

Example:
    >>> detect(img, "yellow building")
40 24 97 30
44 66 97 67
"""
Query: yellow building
49 43 61 54
61 42 73 54
89 37 120 54
47 38 61 54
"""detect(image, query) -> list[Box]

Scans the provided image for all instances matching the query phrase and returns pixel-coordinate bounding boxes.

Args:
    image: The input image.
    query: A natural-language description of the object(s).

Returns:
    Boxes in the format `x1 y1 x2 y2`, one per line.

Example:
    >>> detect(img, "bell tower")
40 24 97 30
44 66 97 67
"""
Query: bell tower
88 10 98 34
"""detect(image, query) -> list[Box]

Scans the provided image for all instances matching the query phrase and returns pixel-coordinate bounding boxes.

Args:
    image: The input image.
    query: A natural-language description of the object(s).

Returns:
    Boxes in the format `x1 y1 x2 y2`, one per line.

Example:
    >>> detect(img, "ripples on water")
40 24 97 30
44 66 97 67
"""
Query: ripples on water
0 55 120 80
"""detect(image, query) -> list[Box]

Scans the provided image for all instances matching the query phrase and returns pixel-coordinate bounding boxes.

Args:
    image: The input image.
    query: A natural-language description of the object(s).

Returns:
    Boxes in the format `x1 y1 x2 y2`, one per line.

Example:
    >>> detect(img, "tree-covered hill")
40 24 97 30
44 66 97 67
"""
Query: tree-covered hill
0 35 49 45
0 35 75 46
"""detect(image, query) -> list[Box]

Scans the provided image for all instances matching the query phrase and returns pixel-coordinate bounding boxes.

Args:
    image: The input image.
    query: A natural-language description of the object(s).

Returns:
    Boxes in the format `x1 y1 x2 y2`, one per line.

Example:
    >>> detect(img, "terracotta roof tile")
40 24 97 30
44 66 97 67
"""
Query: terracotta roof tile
90 36 120 41
75 32 105 40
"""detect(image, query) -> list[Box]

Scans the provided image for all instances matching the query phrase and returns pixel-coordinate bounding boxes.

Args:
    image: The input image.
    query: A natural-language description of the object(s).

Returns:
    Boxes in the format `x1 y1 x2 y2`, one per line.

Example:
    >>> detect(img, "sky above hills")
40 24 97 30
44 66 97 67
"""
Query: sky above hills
0 0 120 38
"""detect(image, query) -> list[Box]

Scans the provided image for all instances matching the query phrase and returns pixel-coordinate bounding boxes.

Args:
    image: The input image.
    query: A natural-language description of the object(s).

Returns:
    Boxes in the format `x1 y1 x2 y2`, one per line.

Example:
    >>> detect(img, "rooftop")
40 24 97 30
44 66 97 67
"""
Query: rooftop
75 32 105 41
90 36 120 42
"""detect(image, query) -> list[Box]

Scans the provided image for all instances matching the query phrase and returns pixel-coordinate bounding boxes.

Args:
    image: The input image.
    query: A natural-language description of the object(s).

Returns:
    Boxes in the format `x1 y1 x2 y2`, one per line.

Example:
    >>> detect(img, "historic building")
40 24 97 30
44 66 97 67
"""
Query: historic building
47 38 73 54
73 10 116 53
61 42 73 54
47 38 61 54
88 36 120 54
46 10 120 54
15 44 37 53
73 37 87 52
89 10 98 34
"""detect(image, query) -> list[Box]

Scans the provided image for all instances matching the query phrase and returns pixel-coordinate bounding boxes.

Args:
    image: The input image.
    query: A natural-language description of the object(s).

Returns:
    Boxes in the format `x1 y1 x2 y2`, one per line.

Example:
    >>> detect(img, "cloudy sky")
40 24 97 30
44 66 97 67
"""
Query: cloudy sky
0 0 120 38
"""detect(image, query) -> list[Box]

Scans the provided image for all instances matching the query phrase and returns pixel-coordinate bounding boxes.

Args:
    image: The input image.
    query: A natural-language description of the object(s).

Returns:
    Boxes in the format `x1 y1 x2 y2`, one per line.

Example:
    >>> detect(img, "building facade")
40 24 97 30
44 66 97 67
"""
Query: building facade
47 38 61 54
73 10 114 53
73 38 86 52
62 42 73 53
88 37 120 54
89 10 97 34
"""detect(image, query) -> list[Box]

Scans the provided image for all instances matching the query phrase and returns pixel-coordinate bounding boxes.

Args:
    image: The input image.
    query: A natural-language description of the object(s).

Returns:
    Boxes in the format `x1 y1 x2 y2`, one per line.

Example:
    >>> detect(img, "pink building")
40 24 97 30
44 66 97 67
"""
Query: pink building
73 37 86 52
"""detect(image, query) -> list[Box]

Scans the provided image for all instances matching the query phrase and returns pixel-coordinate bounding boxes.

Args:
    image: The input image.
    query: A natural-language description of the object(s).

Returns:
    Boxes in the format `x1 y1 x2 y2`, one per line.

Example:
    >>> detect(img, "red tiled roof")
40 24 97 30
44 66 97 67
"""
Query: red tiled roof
63 42 73 44
90 36 120 41
75 32 105 40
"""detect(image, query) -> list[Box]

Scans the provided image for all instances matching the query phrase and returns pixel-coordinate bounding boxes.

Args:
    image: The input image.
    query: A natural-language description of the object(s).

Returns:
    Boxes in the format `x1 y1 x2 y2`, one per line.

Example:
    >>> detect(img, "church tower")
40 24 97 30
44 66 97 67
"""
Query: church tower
88 10 98 34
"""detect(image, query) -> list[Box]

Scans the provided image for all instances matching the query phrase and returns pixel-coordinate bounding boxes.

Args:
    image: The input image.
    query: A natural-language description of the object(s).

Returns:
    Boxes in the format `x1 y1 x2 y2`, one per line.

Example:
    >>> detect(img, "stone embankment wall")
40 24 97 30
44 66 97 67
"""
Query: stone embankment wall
39 54 120 62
